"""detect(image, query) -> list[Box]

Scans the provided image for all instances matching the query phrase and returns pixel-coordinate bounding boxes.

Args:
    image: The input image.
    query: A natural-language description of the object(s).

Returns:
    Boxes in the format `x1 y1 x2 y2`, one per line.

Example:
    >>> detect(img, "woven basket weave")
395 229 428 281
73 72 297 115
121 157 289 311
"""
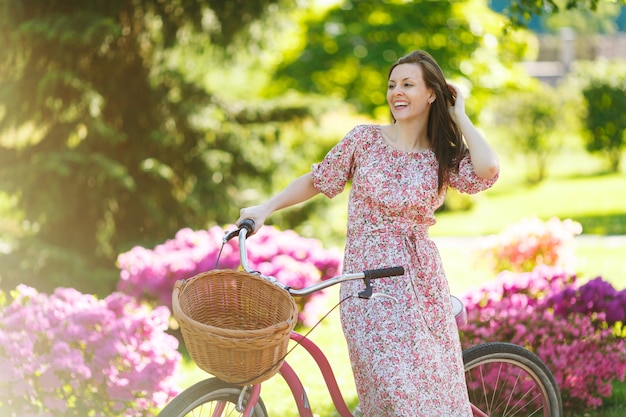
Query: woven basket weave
172 269 298 386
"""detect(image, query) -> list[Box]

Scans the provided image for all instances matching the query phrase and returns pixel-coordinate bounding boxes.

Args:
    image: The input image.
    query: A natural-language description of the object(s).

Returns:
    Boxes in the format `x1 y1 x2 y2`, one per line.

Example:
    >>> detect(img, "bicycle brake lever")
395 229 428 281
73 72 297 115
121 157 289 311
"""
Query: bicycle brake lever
357 275 373 299
223 229 239 243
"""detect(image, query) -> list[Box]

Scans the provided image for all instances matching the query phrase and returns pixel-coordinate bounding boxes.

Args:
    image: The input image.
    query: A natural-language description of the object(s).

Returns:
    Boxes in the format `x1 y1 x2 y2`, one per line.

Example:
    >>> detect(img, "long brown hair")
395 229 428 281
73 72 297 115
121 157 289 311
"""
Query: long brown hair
388 50 468 194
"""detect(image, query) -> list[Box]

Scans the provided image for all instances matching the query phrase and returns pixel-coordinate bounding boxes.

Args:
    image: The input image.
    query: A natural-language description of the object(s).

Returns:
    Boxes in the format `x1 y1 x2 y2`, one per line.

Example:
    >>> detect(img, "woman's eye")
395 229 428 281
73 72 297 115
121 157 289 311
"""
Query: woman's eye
404 83 413 87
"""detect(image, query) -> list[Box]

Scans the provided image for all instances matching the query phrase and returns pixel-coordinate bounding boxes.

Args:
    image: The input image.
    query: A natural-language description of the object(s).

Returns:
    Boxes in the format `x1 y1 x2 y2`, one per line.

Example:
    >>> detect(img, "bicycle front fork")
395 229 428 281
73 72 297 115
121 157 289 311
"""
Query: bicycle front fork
235 384 262 417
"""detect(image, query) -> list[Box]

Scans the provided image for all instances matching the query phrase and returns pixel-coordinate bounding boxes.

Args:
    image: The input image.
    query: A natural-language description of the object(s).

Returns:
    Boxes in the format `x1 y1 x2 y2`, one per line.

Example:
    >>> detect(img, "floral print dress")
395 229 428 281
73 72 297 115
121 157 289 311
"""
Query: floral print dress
311 124 498 417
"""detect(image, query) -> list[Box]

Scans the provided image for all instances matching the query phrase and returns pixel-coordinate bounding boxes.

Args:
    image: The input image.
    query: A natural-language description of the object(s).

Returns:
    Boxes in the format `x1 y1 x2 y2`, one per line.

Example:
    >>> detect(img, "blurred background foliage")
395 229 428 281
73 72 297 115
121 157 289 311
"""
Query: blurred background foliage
0 0 624 296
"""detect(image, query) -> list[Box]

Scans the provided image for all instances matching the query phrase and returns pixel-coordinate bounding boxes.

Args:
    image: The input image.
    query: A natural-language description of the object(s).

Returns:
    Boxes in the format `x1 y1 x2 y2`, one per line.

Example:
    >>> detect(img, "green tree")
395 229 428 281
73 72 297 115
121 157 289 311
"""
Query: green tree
0 0 610 295
0 0 315 294
542 0 624 34
564 59 626 173
582 82 626 172
498 0 611 28
482 84 563 184
270 0 493 118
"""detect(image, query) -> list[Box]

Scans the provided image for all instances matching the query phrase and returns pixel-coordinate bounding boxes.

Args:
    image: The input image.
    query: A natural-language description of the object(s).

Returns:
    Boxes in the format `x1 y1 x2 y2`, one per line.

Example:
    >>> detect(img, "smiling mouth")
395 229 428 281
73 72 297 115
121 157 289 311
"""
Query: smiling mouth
393 101 409 109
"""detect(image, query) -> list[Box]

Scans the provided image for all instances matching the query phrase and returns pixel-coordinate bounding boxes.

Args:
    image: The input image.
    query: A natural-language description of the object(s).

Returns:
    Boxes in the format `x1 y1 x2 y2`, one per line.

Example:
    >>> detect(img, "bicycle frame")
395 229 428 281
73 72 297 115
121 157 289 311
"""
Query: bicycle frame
237 329 488 417
158 222 561 417
280 332 353 417
225 222 491 417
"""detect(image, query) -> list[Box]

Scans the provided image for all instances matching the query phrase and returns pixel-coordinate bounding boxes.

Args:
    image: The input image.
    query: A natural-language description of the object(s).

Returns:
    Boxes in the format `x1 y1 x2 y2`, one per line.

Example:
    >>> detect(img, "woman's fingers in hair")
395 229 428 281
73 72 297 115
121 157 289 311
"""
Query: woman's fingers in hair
447 83 459 103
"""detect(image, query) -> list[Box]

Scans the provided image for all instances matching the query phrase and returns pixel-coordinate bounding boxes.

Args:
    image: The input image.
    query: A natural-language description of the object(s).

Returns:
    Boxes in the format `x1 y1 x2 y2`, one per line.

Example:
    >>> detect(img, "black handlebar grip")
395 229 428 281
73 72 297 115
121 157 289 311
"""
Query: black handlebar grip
238 218 256 235
363 266 405 280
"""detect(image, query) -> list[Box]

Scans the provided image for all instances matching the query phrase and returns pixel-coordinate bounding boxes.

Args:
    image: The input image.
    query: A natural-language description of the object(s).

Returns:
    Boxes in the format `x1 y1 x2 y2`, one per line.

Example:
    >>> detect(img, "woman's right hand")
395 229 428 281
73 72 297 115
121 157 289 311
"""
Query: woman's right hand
236 204 270 234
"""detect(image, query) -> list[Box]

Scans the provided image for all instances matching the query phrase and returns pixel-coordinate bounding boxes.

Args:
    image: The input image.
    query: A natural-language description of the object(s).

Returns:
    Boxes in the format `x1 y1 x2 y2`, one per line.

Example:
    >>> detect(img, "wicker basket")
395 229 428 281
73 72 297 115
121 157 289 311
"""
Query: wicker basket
172 269 298 386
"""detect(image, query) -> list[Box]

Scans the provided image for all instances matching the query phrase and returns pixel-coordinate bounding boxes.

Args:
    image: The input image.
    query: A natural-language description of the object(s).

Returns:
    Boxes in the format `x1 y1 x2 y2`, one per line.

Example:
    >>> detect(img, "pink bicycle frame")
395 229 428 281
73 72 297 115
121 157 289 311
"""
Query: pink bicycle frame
239 330 488 417
228 223 488 417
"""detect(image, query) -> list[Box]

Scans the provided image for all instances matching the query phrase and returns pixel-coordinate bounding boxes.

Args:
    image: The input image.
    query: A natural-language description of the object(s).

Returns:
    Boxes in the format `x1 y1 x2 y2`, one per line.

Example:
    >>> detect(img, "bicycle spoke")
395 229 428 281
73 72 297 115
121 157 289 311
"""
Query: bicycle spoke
491 362 508 415
157 379 267 417
506 389 544 417
502 364 524 417
467 360 549 417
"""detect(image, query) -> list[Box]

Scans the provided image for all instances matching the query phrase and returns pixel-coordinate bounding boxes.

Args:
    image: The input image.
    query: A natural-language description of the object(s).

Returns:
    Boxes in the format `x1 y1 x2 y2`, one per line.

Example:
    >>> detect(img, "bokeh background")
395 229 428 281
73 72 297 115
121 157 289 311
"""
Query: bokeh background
1 0 624 296
1 1 625 415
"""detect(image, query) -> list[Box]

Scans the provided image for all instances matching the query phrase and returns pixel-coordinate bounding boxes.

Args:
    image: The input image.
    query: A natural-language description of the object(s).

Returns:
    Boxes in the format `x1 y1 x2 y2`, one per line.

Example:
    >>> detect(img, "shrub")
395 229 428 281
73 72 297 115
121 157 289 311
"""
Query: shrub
582 80 626 172
0 285 181 417
117 225 343 326
460 266 626 411
546 276 626 325
474 217 582 273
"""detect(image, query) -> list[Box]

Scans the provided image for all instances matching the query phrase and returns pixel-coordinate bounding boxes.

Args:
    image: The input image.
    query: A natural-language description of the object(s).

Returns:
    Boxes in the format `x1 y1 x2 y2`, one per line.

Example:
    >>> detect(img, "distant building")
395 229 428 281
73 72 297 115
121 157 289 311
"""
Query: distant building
488 1 626 85
523 29 626 85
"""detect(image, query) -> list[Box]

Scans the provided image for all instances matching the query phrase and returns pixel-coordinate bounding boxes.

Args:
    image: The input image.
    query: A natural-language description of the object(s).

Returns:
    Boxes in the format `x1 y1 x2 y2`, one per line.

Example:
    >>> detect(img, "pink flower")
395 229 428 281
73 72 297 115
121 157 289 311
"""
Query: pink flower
460 266 626 411
116 225 343 326
0 286 181 416
474 217 582 273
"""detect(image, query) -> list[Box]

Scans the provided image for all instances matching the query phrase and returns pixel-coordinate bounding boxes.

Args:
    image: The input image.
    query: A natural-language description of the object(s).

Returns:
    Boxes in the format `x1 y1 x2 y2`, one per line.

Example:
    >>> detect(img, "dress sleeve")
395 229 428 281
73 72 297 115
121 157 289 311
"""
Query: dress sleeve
311 125 362 198
448 154 499 195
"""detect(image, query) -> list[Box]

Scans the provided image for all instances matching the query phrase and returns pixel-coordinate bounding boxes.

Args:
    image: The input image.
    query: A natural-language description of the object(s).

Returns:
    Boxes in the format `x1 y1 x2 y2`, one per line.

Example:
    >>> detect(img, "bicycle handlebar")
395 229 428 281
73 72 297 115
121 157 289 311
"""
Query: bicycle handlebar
364 266 405 280
225 219 405 299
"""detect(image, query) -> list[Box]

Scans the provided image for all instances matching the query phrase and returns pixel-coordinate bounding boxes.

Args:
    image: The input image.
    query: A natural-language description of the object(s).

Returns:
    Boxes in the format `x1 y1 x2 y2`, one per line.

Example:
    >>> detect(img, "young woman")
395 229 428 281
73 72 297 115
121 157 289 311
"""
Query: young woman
237 50 499 416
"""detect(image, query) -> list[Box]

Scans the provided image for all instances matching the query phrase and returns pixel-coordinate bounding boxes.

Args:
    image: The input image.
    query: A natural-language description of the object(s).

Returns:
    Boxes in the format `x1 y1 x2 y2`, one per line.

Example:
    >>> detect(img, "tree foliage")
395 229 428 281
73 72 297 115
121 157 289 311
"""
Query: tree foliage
0 0 612 294
564 59 626 173
582 82 626 172
496 0 607 28
272 0 488 117
0 0 314 294
541 0 625 34
269 0 622 115
482 84 564 184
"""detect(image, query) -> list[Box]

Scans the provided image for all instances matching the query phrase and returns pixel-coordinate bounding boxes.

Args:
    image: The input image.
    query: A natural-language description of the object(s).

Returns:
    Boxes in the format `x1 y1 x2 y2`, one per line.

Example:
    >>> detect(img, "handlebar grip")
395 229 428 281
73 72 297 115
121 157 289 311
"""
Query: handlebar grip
223 218 257 242
363 266 405 280
238 218 256 235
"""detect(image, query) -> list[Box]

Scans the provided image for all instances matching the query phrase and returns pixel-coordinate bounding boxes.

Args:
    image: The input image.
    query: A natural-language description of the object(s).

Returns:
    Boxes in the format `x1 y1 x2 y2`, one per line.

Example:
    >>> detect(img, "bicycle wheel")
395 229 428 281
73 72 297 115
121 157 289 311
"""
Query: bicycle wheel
463 342 563 417
157 378 268 417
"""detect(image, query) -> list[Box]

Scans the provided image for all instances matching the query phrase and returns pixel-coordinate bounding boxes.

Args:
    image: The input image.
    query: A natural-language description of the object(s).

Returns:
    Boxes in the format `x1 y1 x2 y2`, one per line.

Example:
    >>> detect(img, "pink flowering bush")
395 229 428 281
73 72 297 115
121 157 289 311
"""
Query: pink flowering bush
475 217 582 273
0 285 181 416
459 266 626 411
117 225 343 326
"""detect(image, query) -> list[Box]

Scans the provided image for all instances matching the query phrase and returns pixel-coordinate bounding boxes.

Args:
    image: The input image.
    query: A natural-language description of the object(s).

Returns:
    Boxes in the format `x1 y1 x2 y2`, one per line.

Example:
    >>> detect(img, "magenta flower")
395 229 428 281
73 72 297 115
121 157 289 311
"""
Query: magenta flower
116 225 343 326
459 266 626 411
0 285 181 416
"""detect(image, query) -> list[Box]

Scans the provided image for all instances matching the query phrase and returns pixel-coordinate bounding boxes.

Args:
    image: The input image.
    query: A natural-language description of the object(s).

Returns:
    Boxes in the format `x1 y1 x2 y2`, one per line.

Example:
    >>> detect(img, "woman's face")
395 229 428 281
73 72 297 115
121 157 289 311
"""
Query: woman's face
387 63 434 122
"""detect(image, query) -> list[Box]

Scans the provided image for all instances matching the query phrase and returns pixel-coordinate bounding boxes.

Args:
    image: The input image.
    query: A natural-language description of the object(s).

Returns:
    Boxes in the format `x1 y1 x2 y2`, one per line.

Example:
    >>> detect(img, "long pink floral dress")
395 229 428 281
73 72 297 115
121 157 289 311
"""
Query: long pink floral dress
311 124 498 417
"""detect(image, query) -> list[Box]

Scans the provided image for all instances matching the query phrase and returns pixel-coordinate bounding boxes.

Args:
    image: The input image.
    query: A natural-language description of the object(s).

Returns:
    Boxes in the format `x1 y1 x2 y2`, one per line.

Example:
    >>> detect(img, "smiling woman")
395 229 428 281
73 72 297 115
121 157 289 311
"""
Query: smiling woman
237 50 500 417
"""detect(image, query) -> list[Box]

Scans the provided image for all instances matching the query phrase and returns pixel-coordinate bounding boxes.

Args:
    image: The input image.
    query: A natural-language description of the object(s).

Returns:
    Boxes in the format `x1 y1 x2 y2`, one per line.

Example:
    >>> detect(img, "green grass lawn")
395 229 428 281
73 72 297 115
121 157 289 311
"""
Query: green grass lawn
435 235 626 293
430 169 626 237
430 146 626 289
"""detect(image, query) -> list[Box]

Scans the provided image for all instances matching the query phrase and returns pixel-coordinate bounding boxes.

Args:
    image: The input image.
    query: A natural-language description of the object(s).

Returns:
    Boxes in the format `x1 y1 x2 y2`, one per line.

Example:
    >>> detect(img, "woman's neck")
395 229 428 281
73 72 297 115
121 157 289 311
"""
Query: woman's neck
384 121 430 152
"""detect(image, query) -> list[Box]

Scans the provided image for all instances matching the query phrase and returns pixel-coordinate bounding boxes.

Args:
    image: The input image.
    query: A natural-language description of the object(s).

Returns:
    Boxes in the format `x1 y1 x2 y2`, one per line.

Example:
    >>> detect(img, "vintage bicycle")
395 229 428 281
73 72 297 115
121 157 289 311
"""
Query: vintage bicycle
158 220 563 417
